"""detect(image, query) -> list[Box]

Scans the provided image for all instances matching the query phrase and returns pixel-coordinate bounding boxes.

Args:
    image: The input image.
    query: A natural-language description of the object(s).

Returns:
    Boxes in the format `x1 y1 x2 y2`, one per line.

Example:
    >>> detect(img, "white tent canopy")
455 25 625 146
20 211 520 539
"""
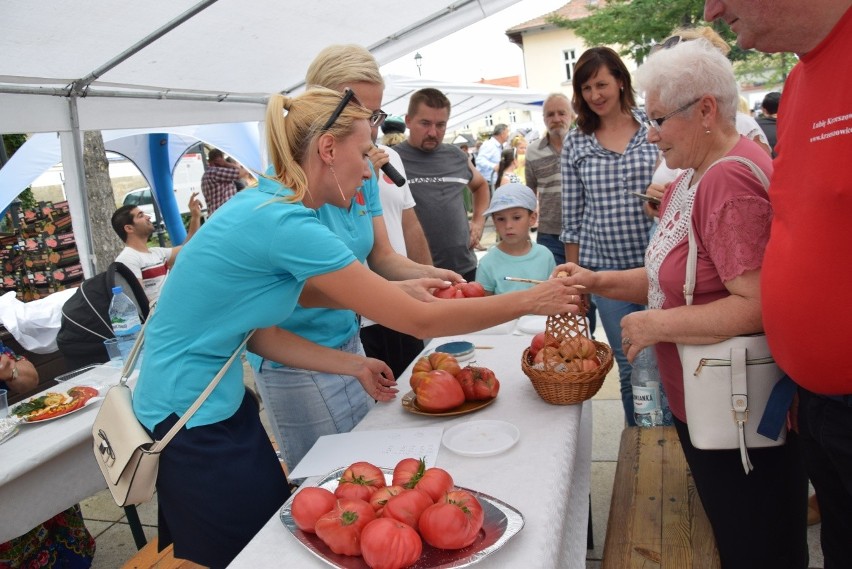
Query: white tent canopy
0 0 523 133
0 0 525 275
381 75 544 131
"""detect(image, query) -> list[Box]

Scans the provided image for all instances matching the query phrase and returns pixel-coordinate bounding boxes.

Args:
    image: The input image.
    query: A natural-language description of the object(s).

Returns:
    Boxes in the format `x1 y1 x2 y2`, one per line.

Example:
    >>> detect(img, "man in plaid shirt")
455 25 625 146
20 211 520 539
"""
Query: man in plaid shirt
201 149 242 215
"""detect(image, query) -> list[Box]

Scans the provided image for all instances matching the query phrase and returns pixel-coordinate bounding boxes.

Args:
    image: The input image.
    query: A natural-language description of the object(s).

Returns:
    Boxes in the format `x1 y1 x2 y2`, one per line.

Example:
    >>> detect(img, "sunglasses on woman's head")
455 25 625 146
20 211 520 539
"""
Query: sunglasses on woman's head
649 35 683 56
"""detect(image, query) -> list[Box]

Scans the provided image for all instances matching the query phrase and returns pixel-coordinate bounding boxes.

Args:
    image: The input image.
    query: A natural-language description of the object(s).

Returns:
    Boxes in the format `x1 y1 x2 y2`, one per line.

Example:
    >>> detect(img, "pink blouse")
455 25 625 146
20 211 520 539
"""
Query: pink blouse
645 137 773 421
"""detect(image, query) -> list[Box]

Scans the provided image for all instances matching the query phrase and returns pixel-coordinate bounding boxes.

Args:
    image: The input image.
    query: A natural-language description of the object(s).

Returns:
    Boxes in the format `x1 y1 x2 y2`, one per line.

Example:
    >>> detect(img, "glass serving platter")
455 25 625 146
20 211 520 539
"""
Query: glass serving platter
279 467 524 569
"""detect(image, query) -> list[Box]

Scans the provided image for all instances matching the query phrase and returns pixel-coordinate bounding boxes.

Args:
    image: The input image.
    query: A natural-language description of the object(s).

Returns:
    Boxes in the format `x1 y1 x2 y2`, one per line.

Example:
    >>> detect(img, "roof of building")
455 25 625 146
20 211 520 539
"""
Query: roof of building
476 75 521 88
505 0 602 44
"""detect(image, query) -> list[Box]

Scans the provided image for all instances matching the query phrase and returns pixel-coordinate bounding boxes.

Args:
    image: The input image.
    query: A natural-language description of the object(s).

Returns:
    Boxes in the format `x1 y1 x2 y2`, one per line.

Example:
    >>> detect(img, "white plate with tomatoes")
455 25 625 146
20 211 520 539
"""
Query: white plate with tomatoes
280 467 524 569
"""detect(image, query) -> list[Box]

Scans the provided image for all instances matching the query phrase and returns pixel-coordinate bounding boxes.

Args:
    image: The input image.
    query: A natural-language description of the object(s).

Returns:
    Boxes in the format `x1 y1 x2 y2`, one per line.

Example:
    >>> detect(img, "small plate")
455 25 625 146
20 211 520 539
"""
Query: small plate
517 315 547 334
442 420 520 457
433 341 475 362
280 467 525 569
401 391 496 417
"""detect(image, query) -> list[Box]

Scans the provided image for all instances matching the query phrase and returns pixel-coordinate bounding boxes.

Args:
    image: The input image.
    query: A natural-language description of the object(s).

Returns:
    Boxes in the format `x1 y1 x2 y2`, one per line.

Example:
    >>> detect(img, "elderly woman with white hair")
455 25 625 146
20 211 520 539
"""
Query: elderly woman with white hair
555 39 808 568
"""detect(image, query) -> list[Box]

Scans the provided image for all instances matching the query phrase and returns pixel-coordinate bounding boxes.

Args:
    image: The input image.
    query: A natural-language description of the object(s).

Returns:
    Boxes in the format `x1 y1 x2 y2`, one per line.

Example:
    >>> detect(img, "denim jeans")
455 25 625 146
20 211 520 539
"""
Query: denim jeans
590 291 645 426
535 232 566 265
252 335 374 473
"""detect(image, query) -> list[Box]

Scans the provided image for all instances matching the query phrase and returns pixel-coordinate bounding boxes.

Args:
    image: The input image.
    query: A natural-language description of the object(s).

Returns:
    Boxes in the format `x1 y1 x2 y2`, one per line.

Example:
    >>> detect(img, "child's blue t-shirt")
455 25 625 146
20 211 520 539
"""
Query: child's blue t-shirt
477 244 556 295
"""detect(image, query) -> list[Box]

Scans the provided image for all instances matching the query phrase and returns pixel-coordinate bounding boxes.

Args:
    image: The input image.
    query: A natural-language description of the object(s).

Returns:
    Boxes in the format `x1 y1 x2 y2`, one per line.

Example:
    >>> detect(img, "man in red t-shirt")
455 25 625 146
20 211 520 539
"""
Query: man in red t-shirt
704 1 852 565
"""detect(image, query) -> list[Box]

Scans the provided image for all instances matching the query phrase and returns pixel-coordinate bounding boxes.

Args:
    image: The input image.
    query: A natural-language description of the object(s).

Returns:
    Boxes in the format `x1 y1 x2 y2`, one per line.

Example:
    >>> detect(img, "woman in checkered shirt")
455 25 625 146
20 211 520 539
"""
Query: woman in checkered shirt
560 47 659 426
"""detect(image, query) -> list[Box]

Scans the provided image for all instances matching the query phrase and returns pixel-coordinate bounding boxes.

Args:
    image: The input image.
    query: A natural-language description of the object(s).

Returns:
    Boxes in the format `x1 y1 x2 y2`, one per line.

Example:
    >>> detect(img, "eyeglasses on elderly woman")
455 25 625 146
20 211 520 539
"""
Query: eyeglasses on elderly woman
645 98 701 133
321 88 387 132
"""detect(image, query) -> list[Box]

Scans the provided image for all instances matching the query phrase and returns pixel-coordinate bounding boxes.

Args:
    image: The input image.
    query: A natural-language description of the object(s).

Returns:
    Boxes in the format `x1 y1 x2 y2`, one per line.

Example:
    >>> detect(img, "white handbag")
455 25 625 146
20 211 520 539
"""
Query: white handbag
678 156 785 474
92 322 254 506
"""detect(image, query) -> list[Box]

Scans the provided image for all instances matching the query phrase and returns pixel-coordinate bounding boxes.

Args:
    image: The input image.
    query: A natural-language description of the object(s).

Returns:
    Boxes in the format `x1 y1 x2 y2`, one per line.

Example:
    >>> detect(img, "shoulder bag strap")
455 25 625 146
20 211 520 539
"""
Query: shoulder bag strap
683 156 770 306
148 329 255 453
120 309 256 453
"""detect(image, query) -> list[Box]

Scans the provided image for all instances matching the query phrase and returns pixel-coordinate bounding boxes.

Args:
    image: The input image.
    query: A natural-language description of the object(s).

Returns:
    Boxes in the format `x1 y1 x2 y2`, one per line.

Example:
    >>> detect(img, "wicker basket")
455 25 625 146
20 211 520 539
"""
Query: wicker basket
520 312 614 405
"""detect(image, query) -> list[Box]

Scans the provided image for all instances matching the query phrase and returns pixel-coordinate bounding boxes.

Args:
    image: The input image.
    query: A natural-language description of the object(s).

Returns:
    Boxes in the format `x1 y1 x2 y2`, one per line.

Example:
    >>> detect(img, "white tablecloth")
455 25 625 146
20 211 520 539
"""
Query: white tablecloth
229 332 593 568
0 366 126 541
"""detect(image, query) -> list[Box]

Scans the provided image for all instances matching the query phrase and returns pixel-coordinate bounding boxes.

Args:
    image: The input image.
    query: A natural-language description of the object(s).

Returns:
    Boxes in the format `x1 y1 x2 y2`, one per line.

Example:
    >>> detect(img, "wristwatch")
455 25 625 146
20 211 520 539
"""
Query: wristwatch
10 363 18 382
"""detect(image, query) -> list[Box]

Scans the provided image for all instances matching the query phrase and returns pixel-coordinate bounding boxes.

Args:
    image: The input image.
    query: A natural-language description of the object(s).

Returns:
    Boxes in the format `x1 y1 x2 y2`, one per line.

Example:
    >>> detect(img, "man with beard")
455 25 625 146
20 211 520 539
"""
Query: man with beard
703 1 852 566
524 93 574 265
394 88 490 281
112 193 202 304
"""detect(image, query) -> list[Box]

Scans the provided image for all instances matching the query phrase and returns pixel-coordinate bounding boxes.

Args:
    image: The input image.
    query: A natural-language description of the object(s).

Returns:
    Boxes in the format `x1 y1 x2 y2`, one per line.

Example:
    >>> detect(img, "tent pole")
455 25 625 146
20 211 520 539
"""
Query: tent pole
64 96 97 278
69 0 221 96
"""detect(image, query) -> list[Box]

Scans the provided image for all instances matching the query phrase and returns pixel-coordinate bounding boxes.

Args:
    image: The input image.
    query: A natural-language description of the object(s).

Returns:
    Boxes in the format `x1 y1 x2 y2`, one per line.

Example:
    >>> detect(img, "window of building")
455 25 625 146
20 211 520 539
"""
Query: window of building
563 49 577 81
484 114 494 127
508 110 517 123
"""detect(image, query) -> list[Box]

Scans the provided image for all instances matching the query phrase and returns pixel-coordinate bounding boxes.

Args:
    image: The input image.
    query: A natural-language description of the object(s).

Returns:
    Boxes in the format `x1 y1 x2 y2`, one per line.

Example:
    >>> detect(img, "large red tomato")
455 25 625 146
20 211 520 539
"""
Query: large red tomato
410 352 461 390
413 370 465 412
455 366 500 401
382 488 434 531
411 467 454 503
458 281 486 298
529 332 559 359
314 498 376 556
412 352 462 377
392 458 453 503
360 518 423 569
369 485 404 514
392 457 425 487
418 489 485 550
432 282 487 299
334 461 386 502
432 285 463 299
290 487 337 533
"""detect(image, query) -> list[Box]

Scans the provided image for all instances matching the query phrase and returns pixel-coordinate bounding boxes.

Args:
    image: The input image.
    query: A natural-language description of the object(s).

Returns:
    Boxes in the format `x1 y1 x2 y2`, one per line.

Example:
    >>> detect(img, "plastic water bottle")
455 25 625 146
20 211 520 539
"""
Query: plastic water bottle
108 286 141 361
631 347 672 427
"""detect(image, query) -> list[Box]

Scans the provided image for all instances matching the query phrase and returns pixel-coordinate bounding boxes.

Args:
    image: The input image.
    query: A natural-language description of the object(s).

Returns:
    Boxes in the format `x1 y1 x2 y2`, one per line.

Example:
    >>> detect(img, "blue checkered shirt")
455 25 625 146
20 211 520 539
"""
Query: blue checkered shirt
560 109 657 269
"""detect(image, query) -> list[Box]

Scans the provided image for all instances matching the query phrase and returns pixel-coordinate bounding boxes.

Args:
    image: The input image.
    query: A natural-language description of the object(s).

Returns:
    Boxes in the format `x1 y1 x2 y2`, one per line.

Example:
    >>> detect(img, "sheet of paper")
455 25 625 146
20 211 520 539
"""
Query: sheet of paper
288 426 444 480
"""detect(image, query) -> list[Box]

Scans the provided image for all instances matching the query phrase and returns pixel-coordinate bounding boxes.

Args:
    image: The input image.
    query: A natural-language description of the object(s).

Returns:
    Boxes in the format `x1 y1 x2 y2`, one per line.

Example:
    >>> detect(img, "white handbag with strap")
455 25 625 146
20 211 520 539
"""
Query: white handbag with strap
92 321 254 506
677 156 786 474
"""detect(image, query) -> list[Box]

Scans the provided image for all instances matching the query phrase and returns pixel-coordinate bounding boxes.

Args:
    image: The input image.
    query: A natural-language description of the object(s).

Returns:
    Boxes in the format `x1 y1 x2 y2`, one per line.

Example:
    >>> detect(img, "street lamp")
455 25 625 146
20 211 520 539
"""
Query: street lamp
414 52 422 76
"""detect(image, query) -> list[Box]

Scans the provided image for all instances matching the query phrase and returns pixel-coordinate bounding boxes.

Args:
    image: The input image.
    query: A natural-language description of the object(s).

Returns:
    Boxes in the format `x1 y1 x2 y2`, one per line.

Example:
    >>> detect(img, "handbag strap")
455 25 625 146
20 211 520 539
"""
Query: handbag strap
149 329 255 453
683 156 770 305
730 347 754 473
120 309 256 453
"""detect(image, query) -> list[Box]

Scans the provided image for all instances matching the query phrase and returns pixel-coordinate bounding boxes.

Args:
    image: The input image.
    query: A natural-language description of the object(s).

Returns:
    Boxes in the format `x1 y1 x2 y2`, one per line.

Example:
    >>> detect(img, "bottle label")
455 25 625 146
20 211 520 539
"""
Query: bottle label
111 318 141 336
633 383 660 414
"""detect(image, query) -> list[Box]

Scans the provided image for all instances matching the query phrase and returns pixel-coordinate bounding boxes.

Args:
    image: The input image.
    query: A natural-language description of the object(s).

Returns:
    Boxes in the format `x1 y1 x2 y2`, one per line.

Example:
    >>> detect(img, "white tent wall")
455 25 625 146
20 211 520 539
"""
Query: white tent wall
1 0 528 277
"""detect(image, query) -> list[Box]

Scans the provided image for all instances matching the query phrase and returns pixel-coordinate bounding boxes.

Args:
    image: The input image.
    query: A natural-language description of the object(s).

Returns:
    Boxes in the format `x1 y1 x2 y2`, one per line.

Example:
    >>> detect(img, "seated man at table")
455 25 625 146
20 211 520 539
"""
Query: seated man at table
0 342 96 568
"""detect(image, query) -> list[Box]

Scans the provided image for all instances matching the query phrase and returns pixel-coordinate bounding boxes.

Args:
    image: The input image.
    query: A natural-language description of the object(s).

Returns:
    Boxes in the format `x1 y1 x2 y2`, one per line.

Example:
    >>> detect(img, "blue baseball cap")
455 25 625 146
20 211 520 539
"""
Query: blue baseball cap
483 183 538 216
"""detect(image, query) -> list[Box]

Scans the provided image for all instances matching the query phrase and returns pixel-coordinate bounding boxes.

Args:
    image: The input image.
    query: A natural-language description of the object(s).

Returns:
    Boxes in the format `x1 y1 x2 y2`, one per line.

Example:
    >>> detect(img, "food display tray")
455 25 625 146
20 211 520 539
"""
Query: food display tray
279 467 524 568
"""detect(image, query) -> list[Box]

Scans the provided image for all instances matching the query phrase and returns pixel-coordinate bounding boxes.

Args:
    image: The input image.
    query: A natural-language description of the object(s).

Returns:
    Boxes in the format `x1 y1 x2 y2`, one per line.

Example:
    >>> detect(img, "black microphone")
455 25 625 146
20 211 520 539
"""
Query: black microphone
381 161 406 187
373 144 406 187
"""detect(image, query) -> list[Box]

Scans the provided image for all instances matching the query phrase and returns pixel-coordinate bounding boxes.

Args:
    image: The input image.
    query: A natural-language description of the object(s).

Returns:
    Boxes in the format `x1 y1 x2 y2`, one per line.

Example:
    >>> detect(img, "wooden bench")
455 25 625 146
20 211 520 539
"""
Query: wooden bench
602 426 720 569
121 537 205 569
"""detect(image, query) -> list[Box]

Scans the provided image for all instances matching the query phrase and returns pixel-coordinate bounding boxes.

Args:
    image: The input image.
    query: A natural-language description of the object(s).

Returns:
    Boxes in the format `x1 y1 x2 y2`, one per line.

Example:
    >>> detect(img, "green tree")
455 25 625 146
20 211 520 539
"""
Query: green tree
549 0 708 63
548 0 793 80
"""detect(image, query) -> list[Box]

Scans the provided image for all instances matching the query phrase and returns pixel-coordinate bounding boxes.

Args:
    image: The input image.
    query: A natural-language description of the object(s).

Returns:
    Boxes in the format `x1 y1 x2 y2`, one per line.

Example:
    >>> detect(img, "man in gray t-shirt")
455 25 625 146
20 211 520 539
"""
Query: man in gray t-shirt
394 88 490 281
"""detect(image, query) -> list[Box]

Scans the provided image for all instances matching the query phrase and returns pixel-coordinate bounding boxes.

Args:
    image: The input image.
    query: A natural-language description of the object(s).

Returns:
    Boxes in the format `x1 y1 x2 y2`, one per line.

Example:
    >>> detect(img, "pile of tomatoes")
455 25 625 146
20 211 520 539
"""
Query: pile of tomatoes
410 352 500 412
527 331 601 372
431 281 486 299
290 458 485 569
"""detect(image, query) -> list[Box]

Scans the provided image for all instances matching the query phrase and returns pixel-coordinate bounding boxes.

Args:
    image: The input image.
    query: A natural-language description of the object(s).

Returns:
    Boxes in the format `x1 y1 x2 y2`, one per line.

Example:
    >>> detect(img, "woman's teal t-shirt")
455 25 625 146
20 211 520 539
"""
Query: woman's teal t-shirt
132 181 356 431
